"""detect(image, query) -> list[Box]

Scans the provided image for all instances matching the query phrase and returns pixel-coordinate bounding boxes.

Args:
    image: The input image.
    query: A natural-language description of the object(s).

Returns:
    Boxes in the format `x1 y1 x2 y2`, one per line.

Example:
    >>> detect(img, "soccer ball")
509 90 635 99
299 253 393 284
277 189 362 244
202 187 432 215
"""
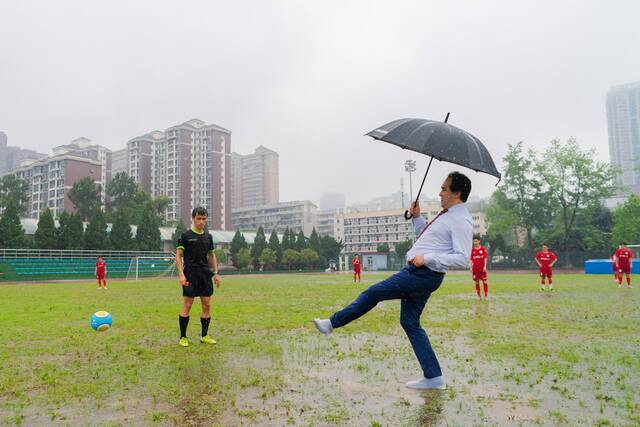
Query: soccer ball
91 311 113 332
151 264 155 268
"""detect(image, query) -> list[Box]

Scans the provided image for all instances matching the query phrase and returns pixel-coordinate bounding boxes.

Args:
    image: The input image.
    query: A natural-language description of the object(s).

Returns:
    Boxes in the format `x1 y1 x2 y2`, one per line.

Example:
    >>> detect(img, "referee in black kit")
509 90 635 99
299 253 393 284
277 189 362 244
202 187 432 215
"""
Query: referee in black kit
176 207 221 347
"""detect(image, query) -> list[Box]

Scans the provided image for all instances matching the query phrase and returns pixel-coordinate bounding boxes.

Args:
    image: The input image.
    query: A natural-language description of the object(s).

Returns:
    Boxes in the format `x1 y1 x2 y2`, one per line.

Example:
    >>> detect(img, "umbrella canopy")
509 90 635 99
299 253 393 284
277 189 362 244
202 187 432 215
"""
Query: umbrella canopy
366 118 501 180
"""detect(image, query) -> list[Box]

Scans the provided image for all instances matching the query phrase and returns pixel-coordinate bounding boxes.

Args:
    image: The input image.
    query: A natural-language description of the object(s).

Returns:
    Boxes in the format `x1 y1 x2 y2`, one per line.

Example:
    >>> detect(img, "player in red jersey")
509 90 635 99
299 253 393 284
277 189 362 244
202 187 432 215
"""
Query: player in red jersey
535 244 557 290
95 256 107 289
614 242 633 289
470 237 489 300
611 249 619 284
352 255 362 283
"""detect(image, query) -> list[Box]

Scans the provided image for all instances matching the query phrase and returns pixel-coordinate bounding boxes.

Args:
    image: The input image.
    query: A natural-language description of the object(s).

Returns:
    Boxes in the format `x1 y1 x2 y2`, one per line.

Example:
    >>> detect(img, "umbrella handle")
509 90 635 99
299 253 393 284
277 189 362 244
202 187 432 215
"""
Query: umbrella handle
404 210 413 220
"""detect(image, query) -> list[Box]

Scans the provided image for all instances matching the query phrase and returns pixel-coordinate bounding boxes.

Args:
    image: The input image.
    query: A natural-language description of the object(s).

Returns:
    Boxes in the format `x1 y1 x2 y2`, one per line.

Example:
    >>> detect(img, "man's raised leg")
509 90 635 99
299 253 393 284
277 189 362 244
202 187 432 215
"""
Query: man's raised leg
314 269 413 334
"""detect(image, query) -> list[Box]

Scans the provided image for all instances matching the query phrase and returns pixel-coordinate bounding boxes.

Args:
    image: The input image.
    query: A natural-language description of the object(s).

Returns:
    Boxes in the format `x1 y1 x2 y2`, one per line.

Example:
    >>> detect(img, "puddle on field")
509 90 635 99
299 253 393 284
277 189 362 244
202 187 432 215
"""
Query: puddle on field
219 330 554 426
219 294 640 426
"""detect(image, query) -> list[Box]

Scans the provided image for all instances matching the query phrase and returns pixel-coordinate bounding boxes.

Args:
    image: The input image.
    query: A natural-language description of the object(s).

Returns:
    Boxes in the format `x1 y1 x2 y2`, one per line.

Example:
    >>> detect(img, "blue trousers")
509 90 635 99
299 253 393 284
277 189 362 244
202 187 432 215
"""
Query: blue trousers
330 265 445 379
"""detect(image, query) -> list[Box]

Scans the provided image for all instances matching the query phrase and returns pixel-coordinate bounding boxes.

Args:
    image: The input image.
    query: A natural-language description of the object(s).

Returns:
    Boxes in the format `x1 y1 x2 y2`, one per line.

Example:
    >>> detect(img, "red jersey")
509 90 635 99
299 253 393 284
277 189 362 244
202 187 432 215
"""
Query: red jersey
470 246 488 269
615 248 633 268
535 251 557 268
96 261 106 273
352 258 361 271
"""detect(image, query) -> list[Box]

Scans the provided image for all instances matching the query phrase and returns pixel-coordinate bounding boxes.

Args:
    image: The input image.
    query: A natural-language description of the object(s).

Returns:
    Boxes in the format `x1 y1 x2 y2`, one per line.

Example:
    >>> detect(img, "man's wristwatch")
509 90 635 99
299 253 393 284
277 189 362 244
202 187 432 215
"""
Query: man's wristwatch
210 268 218 275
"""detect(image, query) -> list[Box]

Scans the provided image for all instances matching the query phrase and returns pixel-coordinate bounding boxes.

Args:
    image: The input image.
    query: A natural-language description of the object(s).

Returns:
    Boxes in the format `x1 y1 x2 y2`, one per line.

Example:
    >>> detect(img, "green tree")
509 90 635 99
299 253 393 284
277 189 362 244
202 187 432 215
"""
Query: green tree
0 204 26 248
281 228 294 252
234 248 252 270
110 210 135 250
230 230 247 256
213 248 227 264
34 208 57 249
0 175 29 214
282 249 302 270
172 220 188 248
319 235 343 264
485 189 523 262
394 240 413 262
538 138 618 253
106 172 138 216
377 243 390 253
295 230 307 251
612 195 640 247
68 177 102 221
135 205 162 251
230 231 248 269
499 142 552 253
309 228 321 253
59 212 84 250
268 229 282 264
250 226 268 269
300 248 319 269
84 210 109 250
259 247 277 270
55 211 70 249
129 188 169 225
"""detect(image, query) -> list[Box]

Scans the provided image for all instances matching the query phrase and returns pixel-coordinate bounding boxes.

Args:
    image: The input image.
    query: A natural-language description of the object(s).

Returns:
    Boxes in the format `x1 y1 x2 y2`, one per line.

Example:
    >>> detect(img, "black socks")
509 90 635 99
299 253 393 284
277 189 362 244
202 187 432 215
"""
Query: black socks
201 317 211 337
179 315 189 338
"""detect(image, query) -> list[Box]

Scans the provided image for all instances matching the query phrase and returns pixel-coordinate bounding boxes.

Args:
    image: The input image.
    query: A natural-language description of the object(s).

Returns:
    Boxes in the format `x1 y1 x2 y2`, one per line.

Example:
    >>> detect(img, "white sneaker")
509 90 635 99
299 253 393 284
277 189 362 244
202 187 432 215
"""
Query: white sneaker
405 376 446 390
313 318 333 335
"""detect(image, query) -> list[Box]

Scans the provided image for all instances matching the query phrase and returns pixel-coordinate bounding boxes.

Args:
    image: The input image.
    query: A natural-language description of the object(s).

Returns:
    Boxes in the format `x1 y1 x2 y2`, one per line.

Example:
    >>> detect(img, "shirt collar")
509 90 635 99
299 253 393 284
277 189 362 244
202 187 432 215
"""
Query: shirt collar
444 202 466 213
191 227 205 235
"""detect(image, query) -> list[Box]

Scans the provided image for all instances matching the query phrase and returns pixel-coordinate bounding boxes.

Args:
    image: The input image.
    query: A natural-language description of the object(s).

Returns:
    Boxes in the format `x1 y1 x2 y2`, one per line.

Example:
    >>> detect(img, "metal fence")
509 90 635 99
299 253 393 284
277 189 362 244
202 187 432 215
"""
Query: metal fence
0 248 173 260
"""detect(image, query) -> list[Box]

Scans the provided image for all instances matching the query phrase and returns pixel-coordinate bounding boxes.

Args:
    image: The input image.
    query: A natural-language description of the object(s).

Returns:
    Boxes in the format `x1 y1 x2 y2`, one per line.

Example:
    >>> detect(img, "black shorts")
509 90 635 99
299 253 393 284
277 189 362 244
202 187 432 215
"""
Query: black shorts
182 267 214 297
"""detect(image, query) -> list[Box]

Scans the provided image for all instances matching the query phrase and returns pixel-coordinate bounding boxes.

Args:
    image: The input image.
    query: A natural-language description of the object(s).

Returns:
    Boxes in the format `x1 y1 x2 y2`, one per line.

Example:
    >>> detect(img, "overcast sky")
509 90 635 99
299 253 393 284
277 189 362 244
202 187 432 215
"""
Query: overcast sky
1 1 639 206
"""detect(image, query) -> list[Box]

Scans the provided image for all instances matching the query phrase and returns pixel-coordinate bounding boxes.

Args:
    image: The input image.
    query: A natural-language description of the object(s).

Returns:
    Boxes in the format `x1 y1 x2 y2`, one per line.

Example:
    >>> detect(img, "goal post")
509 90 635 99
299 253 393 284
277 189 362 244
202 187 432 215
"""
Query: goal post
126 255 177 281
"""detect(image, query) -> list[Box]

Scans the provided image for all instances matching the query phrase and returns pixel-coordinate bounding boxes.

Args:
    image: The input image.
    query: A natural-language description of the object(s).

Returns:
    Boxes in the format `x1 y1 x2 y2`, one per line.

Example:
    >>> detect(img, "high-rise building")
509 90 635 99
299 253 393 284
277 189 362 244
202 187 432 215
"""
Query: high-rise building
126 119 232 229
111 148 128 176
317 209 340 237
127 131 164 195
0 131 47 174
10 155 102 219
51 137 112 203
232 200 318 236
231 146 279 208
607 81 640 193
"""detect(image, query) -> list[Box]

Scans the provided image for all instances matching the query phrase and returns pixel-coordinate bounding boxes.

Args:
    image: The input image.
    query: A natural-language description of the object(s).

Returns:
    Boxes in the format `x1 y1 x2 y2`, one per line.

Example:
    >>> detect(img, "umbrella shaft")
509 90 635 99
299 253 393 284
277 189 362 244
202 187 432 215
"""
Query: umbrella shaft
414 156 434 205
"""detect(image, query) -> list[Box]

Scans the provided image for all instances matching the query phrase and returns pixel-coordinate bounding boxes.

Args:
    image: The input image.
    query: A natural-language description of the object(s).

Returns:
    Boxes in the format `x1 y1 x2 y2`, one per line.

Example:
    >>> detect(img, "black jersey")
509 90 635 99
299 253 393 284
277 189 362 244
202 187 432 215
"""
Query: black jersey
177 228 214 268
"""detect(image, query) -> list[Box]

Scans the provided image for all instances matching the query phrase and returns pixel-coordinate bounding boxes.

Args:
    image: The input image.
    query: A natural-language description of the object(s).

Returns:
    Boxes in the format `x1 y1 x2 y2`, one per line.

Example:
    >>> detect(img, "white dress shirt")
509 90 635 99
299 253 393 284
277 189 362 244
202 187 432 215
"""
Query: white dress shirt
405 203 474 273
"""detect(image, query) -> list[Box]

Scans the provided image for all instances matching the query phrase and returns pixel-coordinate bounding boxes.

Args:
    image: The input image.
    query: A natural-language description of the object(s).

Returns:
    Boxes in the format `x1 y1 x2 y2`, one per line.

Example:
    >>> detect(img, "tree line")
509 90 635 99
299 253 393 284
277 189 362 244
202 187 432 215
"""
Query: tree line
484 138 632 267
0 173 345 270
201 225 344 271
0 173 165 250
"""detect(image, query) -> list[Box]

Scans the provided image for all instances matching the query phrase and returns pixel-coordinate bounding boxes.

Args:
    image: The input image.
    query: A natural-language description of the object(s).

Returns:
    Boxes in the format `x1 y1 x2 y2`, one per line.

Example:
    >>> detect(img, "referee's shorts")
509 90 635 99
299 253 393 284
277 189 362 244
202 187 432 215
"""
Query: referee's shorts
182 266 214 297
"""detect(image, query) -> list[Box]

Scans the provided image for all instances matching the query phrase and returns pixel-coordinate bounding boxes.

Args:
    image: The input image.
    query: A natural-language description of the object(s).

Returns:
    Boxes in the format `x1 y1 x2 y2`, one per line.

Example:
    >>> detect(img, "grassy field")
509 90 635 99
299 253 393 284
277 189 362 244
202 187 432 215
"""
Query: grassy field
1 272 639 426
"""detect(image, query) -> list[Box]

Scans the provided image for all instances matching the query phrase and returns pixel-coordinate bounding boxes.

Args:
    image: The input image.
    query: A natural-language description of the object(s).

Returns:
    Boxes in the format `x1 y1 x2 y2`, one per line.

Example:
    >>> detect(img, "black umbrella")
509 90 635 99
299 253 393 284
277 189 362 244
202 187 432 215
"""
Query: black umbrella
366 113 501 219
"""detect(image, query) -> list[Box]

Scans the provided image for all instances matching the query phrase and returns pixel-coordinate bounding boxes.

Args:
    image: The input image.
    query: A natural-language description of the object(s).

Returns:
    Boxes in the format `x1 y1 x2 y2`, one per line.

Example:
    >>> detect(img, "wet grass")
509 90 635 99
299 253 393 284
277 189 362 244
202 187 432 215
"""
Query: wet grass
0 273 638 425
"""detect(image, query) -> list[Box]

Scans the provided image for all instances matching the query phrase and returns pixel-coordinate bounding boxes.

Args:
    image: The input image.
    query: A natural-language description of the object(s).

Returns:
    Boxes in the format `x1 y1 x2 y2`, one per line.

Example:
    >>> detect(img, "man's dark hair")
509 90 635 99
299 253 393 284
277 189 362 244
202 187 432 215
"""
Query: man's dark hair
621 242 627 246
473 235 481 241
447 172 472 202
542 243 549 247
192 207 208 218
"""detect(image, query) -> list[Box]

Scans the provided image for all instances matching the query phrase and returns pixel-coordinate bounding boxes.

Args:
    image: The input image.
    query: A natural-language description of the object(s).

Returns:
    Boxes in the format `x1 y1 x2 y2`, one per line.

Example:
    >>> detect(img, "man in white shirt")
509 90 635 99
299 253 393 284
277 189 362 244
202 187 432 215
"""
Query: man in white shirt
314 172 474 390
